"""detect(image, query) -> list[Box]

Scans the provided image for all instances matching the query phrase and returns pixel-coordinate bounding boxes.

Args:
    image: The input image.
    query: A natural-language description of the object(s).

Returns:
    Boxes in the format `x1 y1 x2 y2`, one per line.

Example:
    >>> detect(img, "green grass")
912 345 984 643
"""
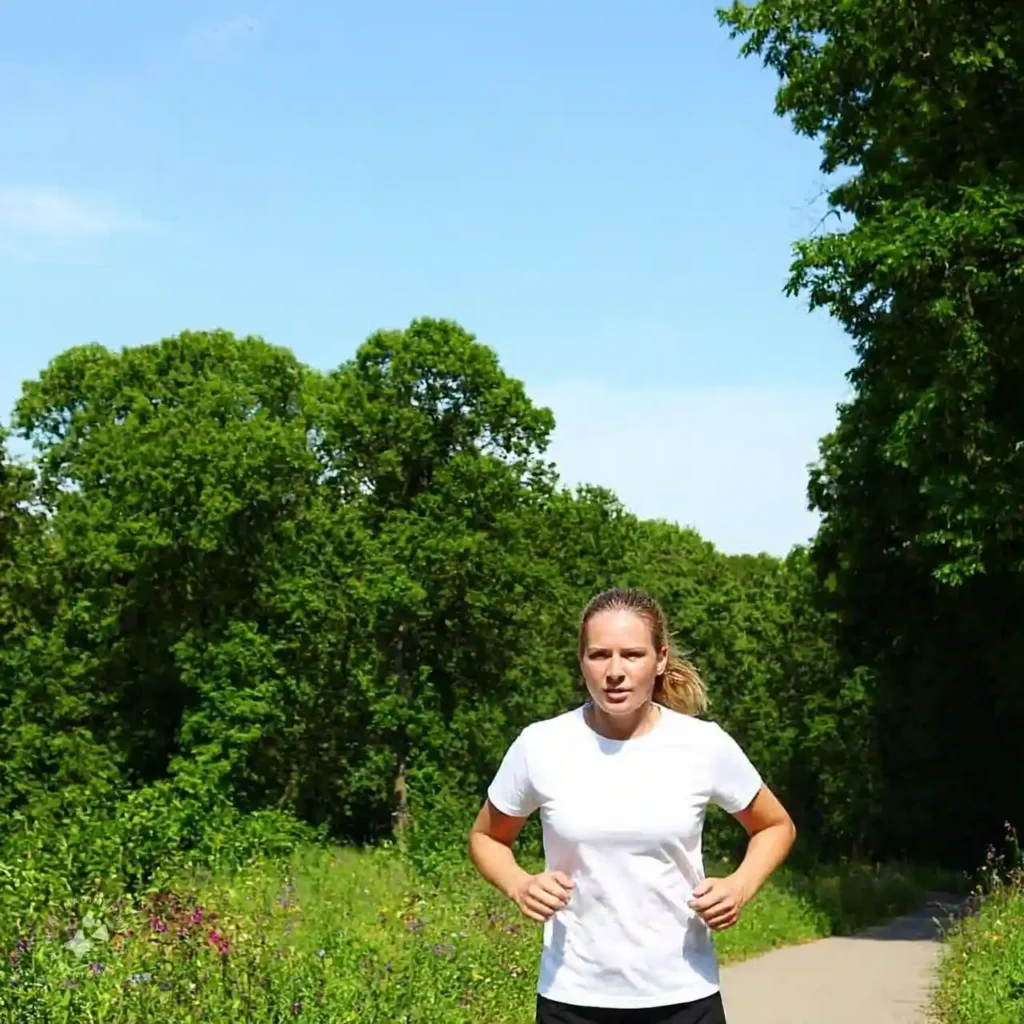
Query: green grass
0 844 946 1023
931 877 1024 1024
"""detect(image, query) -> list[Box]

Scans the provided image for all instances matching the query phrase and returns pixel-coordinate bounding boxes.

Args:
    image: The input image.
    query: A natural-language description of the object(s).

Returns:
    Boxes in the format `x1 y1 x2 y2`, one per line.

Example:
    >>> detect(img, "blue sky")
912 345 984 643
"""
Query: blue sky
0 1 853 555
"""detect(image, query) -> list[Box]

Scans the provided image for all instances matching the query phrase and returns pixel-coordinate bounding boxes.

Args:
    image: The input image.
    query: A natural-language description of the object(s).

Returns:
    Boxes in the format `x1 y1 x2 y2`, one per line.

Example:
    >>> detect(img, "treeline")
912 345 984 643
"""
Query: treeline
0 320 872 895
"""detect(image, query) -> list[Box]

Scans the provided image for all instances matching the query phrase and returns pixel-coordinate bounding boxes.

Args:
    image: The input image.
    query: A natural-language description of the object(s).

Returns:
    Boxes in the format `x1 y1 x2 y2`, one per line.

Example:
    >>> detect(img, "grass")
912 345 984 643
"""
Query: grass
0 844 947 1023
931 828 1024 1024
931 881 1024 1023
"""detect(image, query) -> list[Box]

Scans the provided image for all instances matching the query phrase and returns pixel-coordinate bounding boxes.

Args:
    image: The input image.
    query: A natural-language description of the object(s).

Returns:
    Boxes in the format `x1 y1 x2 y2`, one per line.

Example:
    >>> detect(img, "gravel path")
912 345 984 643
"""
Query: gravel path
719 893 963 1023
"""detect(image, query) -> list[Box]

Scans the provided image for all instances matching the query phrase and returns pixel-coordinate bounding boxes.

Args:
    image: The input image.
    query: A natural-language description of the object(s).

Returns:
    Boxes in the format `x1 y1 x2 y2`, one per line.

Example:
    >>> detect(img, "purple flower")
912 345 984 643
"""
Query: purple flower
291 999 303 1015
88 962 105 975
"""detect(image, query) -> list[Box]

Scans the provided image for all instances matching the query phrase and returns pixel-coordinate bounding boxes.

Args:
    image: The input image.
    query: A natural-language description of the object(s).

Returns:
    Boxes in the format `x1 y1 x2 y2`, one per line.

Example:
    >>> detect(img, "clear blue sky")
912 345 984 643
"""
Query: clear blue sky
0 0 853 555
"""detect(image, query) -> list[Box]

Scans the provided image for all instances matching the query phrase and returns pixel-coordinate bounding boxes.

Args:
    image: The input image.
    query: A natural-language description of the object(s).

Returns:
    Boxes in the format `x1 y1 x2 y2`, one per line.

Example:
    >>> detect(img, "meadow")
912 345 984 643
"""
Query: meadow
1 842 953 1023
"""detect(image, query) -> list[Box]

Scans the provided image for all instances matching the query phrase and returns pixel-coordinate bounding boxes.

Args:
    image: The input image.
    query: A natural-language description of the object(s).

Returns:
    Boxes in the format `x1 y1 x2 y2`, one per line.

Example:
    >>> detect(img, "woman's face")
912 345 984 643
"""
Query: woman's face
580 608 668 719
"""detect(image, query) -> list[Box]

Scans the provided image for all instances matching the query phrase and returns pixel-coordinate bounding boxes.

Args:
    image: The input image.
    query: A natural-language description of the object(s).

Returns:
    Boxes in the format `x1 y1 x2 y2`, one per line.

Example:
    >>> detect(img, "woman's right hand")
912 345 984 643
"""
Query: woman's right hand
511 871 574 922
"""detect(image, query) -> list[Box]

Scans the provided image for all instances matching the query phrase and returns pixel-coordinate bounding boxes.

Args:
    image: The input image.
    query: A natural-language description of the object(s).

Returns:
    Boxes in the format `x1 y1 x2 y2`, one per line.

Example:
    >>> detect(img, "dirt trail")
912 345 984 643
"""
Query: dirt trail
718 893 962 1023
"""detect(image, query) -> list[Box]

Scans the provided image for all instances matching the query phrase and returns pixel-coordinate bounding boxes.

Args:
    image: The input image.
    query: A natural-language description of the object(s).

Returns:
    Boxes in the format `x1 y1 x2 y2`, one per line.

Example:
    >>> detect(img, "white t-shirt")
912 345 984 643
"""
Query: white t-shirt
487 703 762 1009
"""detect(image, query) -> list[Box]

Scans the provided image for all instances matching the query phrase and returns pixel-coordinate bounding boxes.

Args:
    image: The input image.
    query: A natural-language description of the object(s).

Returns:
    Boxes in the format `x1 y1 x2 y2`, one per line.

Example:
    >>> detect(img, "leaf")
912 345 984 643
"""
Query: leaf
63 930 93 959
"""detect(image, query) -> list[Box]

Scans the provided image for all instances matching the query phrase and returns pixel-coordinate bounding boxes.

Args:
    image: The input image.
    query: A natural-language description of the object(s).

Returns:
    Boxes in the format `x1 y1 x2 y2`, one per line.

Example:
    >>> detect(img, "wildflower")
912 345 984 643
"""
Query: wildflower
291 999 303 1015
406 917 426 933
316 949 326 960
149 915 168 934
88 962 105 975
127 972 153 985
208 929 230 956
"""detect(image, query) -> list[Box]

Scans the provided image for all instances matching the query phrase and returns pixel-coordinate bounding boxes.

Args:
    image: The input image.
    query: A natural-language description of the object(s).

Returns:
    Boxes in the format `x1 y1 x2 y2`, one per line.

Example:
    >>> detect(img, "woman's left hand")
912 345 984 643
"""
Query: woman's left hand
688 874 750 931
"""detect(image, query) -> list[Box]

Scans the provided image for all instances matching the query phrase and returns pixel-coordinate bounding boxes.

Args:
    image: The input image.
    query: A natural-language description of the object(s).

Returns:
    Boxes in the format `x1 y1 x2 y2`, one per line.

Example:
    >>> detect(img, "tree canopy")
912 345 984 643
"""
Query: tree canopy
0 319 880 895
720 0 1024 863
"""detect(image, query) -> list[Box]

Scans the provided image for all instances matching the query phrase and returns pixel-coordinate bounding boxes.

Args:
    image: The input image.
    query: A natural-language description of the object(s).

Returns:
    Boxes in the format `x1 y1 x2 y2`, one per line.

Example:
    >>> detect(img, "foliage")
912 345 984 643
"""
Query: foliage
1 318 882 899
0 844 935 1023
932 825 1024 1023
719 0 1024 867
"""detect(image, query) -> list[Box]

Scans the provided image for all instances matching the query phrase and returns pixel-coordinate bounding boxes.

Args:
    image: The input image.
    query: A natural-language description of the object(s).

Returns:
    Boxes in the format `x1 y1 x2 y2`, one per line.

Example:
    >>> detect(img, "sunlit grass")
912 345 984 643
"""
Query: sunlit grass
931 829 1024 1024
0 844 946 1022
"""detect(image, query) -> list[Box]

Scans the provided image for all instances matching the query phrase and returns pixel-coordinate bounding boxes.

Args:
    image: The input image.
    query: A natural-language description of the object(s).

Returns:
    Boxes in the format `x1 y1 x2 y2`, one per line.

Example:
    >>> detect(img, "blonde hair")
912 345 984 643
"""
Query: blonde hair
578 587 708 717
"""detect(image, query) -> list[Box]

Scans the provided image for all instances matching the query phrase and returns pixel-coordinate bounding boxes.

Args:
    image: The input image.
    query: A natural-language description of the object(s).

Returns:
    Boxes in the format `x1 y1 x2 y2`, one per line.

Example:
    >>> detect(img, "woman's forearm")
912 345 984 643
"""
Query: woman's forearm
732 820 796 901
469 831 531 900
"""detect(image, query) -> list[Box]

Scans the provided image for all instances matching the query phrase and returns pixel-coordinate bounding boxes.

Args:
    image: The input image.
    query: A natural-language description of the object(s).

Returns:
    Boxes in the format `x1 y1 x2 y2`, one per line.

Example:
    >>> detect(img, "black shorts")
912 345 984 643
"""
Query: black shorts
536 991 727 1024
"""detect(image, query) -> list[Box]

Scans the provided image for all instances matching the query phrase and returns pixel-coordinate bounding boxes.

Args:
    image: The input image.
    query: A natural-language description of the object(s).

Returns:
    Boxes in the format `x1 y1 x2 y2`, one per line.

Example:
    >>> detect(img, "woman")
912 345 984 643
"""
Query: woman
469 587 796 1024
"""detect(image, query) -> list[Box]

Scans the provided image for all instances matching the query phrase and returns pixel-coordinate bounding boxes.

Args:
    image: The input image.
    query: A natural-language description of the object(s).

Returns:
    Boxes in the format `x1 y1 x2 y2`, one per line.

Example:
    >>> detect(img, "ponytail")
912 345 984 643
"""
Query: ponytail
653 651 708 716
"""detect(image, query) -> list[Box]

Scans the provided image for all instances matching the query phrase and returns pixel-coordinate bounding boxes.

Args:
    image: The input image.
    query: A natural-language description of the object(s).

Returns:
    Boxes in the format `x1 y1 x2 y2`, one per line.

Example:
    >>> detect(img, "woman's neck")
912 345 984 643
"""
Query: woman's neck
585 700 660 741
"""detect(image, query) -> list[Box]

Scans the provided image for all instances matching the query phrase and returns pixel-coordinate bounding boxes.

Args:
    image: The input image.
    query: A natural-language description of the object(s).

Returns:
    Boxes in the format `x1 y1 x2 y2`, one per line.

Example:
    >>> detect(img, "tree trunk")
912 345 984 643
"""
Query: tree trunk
392 623 411 848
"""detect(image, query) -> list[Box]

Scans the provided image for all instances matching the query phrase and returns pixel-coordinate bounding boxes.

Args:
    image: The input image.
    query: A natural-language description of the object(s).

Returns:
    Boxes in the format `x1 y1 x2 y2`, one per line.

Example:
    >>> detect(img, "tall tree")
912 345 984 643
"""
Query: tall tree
720 0 1024 864
10 332 331 791
319 318 560 841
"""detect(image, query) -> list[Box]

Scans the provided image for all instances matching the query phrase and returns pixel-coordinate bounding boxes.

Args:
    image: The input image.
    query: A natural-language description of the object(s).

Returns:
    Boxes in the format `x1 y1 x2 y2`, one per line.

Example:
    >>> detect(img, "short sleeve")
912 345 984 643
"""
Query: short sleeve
708 723 763 814
487 730 541 818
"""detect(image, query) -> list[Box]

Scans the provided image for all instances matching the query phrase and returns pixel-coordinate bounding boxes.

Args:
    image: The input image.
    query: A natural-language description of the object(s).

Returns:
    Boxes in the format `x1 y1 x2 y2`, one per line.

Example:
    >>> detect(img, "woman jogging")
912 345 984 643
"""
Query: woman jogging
469 587 796 1023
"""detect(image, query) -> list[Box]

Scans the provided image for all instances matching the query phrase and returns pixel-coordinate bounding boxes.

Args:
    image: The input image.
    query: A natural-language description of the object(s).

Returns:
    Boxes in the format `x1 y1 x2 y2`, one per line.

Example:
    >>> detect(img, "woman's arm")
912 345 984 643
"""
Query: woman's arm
688 784 796 931
469 799 573 923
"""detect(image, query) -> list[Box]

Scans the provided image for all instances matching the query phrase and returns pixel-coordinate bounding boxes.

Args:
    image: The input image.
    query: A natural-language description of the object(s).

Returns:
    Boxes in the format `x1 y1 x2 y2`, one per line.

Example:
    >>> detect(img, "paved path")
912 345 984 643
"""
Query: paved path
719 894 963 1023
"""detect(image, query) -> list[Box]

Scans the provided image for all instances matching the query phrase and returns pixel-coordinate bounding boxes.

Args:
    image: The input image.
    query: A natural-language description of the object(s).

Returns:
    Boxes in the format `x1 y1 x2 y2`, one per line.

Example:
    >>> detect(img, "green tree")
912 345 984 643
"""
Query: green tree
319 318 563 843
720 0 1024 864
8 332 337 803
